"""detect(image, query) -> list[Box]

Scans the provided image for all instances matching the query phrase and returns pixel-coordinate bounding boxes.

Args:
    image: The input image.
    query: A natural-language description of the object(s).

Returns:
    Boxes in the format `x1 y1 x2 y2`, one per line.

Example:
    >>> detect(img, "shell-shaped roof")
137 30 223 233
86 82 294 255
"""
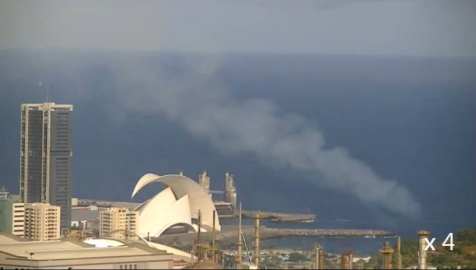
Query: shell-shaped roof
132 173 221 231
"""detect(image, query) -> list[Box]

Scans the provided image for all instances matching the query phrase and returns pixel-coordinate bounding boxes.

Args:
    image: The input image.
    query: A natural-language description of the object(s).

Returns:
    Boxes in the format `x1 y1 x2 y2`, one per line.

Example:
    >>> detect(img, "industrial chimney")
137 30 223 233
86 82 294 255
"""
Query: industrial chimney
397 236 402 269
212 210 217 263
341 253 351 269
318 248 324 269
380 241 394 269
313 244 320 269
196 210 203 261
418 230 430 270
236 203 243 270
254 212 262 269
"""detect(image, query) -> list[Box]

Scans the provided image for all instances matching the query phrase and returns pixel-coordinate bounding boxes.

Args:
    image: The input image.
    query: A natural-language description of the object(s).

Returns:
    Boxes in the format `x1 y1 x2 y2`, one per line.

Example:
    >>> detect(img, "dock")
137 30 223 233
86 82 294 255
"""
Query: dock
75 198 315 223
240 210 315 223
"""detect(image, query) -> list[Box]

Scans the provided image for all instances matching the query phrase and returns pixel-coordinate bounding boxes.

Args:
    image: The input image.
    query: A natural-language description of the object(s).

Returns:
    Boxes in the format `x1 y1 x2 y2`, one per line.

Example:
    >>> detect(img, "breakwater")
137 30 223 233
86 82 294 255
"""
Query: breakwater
256 228 396 240
157 226 396 246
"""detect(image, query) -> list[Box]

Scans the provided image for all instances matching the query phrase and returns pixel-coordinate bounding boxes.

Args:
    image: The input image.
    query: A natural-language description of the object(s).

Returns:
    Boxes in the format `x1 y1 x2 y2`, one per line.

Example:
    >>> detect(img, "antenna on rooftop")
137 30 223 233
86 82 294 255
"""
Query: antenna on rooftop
38 80 50 103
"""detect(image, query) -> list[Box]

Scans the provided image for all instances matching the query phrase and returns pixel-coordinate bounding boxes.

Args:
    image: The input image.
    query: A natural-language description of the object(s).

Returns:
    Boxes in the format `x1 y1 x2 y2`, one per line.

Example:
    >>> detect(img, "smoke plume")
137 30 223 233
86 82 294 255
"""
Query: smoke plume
0 0 423 219
91 55 421 219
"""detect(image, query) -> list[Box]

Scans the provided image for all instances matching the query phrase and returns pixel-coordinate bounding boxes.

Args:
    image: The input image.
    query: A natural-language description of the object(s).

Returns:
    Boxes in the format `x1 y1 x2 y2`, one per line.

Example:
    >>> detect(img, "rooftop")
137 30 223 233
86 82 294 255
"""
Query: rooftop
72 207 104 221
0 232 170 261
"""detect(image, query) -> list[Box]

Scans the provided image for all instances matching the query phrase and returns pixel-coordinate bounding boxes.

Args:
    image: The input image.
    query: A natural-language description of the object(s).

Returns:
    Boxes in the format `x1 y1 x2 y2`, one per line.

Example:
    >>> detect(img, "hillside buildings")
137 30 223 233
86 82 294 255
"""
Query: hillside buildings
19 102 73 230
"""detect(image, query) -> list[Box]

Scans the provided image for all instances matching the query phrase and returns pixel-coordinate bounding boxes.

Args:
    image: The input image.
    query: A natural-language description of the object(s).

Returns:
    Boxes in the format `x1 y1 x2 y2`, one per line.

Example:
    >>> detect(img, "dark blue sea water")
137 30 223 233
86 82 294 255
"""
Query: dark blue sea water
220 217 393 255
1 52 475 254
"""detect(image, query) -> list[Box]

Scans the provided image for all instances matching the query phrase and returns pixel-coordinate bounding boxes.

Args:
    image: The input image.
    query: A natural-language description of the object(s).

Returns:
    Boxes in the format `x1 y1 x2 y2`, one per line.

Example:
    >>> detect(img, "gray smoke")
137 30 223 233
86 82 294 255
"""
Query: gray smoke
0 0 423 219
94 55 421 219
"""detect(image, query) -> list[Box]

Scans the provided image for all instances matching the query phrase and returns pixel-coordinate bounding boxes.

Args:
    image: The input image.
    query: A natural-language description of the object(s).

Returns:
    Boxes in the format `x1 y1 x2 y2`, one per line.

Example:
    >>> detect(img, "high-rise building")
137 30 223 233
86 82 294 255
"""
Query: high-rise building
99 207 139 239
20 103 73 230
0 196 25 238
24 203 61 241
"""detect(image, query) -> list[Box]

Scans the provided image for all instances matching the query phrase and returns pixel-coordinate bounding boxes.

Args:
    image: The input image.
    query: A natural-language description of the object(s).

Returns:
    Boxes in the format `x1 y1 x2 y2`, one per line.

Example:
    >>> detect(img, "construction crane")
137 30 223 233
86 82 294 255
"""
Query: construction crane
242 232 253 264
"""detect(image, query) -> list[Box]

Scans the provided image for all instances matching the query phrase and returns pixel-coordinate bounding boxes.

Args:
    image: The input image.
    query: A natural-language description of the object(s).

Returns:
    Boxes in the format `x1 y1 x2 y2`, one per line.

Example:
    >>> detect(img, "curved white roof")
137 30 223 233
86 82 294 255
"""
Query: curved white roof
84 238 194 261
133 173 221 231
136 187 194 237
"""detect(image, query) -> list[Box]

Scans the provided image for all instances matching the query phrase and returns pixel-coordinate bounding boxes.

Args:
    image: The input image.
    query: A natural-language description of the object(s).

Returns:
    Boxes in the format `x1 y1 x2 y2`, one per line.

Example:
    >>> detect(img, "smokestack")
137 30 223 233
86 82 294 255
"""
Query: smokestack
197 210 202 261
237 202 243 269
314 244 320 269
349 252 353 269
318 248 324 269
379 241 394 269
212 210 217 263
341 253 351 269
254 212 261 269
397 236 402 269
418 230 430 270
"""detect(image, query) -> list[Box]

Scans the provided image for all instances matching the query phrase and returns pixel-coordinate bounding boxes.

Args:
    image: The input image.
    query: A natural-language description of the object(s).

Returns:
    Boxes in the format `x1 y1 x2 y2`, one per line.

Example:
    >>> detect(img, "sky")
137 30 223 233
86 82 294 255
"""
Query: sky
1 0 476 58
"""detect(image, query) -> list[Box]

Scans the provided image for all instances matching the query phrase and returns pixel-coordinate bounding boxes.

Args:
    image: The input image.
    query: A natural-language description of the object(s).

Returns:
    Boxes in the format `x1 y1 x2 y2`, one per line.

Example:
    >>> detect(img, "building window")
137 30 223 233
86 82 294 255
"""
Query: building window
119 266 122 270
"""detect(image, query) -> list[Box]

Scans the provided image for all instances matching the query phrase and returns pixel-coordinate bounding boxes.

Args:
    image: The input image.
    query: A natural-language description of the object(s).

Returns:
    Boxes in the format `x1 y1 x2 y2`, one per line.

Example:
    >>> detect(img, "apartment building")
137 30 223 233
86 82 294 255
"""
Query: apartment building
0 198 25 237
100 207 139 239
24 203 61 241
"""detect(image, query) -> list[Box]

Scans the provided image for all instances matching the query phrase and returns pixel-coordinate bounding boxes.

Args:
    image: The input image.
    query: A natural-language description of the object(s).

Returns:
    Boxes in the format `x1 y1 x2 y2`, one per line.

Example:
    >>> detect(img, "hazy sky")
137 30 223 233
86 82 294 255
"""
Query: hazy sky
1 0 476 57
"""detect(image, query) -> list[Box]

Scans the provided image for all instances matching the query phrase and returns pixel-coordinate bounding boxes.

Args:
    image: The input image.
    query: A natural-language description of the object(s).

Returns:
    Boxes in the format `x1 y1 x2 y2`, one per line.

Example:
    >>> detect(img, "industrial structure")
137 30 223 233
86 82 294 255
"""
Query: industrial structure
380 241 394 269
225 172 238 211
20 102 73 230
318 246 324 269
236 203 243 269
253 212 262 269
418 230 430 270
199 171 211 194
340 253 352 269
234 202 257 270
397 236 402 269
186 210 223 269
312 244 323 269
214 201 235 216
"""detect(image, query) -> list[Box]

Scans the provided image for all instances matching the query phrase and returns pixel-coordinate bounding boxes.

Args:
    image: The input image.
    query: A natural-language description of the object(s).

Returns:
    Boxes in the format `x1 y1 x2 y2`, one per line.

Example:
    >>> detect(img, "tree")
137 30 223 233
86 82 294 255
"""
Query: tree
288 252 308 262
